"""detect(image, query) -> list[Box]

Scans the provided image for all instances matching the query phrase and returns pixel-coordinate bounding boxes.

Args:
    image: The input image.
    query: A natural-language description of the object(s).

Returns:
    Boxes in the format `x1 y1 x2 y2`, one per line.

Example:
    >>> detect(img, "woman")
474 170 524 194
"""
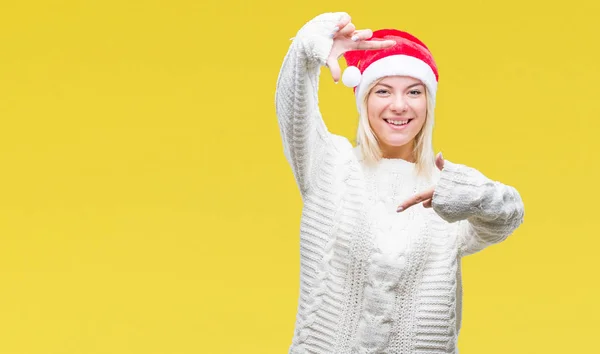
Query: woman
275 12 524 354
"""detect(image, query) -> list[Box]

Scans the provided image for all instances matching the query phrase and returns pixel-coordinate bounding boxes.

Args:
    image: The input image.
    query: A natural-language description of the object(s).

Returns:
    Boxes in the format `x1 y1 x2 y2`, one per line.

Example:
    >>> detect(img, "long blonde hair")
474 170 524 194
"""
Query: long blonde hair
356 78 436 181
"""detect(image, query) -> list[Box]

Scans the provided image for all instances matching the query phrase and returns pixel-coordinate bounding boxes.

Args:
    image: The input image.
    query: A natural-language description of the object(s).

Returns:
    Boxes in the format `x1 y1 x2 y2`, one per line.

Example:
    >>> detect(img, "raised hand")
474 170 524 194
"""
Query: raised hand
325 14 396 83
396 152 445 212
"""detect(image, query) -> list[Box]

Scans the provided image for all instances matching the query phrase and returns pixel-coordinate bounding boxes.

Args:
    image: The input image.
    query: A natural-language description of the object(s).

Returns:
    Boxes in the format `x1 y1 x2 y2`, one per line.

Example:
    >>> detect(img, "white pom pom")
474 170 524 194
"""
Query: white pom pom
341 66 362 88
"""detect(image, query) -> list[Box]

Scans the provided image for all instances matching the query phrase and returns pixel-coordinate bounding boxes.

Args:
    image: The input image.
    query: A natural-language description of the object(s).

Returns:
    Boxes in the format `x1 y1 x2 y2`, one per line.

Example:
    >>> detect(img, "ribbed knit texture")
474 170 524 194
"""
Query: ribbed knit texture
275 12 525 354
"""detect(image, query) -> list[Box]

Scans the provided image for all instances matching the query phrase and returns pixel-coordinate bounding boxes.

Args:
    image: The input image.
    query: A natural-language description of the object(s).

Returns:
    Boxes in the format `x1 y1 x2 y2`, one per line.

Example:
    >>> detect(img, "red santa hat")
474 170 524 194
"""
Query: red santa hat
342 29 439 111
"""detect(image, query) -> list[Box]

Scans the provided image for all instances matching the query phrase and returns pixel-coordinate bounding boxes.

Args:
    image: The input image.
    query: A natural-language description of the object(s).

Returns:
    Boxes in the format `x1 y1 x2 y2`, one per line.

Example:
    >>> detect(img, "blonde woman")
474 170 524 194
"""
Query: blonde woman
275 12 524 354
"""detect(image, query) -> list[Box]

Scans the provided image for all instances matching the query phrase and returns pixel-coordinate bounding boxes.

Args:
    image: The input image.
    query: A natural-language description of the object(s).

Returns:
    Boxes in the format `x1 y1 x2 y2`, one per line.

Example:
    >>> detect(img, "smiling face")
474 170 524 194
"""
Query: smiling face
366 76 428 160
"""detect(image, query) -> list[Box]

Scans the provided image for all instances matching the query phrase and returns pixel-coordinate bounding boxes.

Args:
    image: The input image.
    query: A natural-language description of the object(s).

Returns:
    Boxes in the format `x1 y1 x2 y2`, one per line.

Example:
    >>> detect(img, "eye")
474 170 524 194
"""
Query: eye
408 89 422 96
375 89 389 94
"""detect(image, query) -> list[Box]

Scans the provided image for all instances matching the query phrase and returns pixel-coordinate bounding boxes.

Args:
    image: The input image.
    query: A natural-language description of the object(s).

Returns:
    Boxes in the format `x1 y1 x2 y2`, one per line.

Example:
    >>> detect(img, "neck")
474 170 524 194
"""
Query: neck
380 142 415 162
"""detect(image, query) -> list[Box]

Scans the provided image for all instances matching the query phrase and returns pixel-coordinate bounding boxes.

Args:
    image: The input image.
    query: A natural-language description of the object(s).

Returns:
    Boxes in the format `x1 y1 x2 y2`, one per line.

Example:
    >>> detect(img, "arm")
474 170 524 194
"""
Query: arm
275 12 344 197
431 161 525 257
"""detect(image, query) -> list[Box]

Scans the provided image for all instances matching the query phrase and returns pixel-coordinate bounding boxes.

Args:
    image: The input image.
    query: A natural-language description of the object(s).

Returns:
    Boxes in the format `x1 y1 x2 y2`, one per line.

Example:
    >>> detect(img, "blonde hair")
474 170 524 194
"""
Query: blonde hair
356 78 436 181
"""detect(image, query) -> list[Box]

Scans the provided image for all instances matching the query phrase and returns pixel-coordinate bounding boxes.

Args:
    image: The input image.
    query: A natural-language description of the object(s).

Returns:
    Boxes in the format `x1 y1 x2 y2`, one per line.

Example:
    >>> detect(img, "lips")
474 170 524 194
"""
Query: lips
384 118 413 129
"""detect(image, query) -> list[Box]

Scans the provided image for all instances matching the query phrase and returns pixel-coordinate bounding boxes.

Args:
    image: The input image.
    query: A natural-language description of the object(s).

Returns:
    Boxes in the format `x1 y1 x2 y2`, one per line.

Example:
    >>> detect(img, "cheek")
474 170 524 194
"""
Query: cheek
414 98 428 118
366 98 383 124
366 97 377 115
367 96 390 117
367 111 383 136
412 103 428 132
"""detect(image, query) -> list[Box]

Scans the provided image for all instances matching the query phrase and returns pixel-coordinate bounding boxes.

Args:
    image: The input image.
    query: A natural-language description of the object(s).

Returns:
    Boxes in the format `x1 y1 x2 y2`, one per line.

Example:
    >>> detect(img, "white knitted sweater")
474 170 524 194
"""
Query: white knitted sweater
275 12 525 354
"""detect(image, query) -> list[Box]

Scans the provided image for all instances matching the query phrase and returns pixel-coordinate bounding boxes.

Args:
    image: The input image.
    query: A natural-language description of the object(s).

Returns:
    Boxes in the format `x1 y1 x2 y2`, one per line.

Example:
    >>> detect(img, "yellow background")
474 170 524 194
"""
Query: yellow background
0 0 598 353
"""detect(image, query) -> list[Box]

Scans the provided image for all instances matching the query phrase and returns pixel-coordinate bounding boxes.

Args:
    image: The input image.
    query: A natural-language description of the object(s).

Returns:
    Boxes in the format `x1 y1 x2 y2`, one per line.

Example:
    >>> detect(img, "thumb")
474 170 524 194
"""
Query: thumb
435 152 445 170
326 57 341 83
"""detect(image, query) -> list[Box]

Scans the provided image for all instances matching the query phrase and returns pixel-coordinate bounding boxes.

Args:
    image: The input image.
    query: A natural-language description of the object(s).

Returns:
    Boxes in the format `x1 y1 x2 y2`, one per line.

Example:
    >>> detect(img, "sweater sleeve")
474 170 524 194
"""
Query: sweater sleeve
431 160 525 257
275 12 346 197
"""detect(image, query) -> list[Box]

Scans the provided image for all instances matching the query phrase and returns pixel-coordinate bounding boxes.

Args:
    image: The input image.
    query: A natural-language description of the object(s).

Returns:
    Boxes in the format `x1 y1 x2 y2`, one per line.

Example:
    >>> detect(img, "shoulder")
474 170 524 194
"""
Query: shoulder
320 133 354 162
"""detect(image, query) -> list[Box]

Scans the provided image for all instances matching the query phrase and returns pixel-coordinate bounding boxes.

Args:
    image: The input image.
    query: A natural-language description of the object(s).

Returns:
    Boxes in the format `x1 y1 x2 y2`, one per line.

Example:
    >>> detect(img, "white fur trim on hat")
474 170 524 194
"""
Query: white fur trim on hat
353 55 438 111
341 66 362 88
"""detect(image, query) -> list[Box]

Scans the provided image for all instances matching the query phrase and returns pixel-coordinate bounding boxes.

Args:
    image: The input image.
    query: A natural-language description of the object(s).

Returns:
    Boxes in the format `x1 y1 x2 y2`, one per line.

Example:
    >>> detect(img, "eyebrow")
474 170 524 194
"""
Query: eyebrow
377 82 424 89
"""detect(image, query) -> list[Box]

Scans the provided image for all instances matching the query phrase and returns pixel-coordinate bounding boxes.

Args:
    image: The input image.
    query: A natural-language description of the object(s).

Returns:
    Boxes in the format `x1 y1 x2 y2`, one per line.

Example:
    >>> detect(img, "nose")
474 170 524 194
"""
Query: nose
389 95 408 113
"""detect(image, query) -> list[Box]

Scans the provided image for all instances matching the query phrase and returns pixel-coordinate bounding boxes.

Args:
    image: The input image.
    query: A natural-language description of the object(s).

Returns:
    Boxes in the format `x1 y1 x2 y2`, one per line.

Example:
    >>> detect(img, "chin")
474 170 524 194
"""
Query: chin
380 136 414 148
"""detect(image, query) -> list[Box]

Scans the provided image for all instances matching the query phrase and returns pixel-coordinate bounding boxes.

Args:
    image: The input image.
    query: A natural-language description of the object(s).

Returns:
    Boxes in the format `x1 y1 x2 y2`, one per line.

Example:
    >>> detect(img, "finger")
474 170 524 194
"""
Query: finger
397 187 434 212
326 56 341 83
356 39 396 50
335 14 351 33
435 152 444 171
423 198 432 208
337 22 356 38
350 29 373 42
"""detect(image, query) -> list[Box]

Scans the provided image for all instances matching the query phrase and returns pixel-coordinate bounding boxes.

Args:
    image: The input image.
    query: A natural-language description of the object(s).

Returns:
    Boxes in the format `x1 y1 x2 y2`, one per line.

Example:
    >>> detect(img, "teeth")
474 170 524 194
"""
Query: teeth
386 119 409 125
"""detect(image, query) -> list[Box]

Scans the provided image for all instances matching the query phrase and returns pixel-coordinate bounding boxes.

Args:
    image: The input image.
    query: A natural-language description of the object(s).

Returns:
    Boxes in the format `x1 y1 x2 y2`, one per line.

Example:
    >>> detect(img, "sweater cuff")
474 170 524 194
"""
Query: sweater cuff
295 12 347 66
431 160 488 223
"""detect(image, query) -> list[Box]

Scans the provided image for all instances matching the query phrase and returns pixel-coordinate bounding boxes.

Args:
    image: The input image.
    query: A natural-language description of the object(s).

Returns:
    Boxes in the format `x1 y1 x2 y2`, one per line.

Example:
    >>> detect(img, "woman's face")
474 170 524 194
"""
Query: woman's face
366 76 428 158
